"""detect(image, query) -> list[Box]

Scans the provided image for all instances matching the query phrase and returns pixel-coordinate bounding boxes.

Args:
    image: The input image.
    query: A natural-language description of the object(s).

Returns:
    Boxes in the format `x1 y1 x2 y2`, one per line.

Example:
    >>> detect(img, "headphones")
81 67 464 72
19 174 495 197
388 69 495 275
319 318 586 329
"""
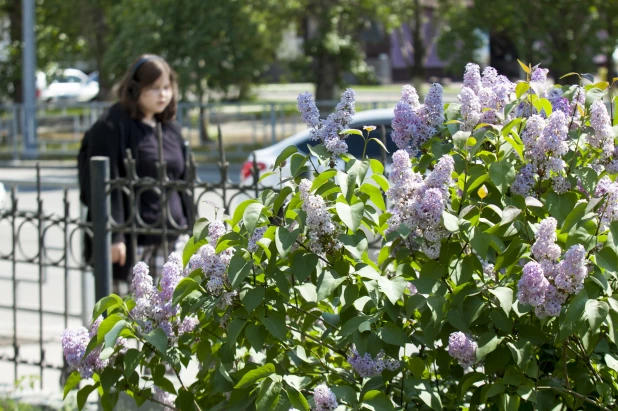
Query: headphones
127 55 162 98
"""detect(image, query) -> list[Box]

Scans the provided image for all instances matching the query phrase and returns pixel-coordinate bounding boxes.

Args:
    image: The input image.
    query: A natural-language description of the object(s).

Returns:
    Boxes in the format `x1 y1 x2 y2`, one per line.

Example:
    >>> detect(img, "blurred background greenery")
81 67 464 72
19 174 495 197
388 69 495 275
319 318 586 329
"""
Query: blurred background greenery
1 0 617 104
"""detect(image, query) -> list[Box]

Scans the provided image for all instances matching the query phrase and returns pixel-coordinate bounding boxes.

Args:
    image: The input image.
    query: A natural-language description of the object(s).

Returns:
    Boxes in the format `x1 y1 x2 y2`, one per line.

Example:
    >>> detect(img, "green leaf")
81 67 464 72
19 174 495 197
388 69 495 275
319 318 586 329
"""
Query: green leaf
489 287 513 316
172 277 200 306
175 389 196 411
63 371 81 399
515 82 530 98
97 313 123 344
458 372 485 397
77 384 99 411
228 252 253 288
232 199 257 227
311 170 337 191
363 390 395 411
192 217 209 240
442 211 460 232
243 203 265 235
275 227 300 258
143 328 168 354
274 145 298 169
489 161 515 194
596 247 618 274
295 283 317 302
336 196 364 232
359 183 385 212
104 319 127 349
500 206 521 225
418 388 443 411
507 340 533 368
607 221 618 251
123 349 142 378
371 174 389 192
518 60 531 74
341 128 363 136
476 332 503 361
235 363 276 389
227 319 246 345
285 386 310 411
408 357 425 379
245 324 267 351
241 286 265 313
258 311 287 340
545 192 578 227
256 377 282 410
378 276 407 305
561 201 587 234
453 131 472 150
368 137 390 154
585 300 609 334
378 323 406 346
316 269 345 301
559 289 588 341
292 253 319 282
92 295 123 320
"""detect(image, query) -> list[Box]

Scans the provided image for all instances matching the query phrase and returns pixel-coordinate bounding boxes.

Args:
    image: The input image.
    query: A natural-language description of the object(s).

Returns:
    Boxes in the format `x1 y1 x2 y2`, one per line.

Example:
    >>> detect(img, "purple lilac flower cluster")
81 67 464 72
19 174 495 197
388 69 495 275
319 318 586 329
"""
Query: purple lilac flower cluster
513 110 570 196
131 254 200 338
391 83 444 154
595 176 618 231
589 101 616 161
313 384 338 411
459 63 515 129
447 331 477 368
297 89 356 157
386 150 454 259
248 226 268 253
194 221 235 301
347 347 400 377
299 179 341 255
517 217 589 317
61 316 110 378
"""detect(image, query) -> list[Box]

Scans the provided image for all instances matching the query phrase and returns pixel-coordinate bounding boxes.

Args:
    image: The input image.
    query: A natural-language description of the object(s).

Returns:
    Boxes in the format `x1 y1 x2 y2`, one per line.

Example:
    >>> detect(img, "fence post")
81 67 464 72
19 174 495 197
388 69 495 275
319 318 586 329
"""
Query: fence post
90 157 112 302
270 103 277 144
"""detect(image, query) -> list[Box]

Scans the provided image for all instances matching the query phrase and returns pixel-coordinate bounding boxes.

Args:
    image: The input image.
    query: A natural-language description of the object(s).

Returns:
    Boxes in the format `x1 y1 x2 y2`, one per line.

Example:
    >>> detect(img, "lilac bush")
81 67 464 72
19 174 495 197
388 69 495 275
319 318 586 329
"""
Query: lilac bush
63 62 618 411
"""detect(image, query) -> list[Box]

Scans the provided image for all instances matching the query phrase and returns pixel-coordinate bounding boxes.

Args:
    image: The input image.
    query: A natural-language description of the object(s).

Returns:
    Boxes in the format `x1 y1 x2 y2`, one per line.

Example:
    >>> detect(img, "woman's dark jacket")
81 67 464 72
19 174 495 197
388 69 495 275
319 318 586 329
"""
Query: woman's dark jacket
77 103 194 280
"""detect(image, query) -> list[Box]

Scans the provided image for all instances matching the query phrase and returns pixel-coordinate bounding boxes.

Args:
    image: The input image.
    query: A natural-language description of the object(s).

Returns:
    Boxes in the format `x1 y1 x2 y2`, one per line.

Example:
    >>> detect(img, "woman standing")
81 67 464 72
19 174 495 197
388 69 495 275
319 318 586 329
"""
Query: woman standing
78 54 192 290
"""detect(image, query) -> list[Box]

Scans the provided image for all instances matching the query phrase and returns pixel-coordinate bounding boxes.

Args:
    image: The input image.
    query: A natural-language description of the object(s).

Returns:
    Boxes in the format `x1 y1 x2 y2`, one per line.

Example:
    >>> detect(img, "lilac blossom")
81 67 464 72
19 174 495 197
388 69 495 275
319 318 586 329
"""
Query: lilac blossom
463 63 482 94
248 226 268 253
517 262 550 306
153 386 175 410
297 89 356 157
589 100 615 158
299 179 340 254
534 284 567 318
159 252 183 302
554 245 588 294
531 218 561 261
458 87 481 131
448 332 477 368
313 384 338 411
512 164 535 196
390 84 443 153
347 348 400 378
595 176 618 231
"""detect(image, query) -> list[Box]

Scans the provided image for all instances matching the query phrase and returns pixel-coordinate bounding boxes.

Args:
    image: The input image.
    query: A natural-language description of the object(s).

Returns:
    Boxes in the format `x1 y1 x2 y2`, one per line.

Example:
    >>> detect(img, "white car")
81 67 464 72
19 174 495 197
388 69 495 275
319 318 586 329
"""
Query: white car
40 69 99 102
239 108 397 189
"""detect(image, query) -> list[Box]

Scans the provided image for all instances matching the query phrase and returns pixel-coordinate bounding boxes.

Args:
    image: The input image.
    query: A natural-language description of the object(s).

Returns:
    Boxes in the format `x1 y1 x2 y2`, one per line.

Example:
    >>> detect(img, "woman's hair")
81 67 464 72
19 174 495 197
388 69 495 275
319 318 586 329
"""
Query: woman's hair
118 54 179 123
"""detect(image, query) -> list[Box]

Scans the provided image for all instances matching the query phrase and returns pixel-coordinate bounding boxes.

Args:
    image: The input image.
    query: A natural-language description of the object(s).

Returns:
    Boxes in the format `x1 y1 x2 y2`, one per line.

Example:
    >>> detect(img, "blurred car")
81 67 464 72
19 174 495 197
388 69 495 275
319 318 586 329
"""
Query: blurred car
239 108 397 189
40 69 99 102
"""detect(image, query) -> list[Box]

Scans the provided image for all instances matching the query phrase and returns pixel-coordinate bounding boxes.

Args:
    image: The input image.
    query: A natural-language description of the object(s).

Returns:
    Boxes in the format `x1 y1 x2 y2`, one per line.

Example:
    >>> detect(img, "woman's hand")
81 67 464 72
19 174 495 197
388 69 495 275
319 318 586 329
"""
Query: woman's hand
111 242 126 266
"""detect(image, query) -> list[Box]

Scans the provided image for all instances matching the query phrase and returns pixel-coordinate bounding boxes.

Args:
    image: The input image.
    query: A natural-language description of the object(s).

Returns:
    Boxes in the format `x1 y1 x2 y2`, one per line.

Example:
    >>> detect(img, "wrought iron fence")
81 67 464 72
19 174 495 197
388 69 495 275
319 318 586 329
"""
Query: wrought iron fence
0 133 263 391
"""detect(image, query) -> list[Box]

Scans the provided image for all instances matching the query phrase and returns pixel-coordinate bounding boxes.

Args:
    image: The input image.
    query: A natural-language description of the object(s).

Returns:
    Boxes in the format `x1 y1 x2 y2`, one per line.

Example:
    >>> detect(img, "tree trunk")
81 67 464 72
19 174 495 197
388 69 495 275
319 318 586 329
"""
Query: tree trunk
315 46 337 109
198 88 210 143
410 0 425 83
89 3 111 100
8 0 22 103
